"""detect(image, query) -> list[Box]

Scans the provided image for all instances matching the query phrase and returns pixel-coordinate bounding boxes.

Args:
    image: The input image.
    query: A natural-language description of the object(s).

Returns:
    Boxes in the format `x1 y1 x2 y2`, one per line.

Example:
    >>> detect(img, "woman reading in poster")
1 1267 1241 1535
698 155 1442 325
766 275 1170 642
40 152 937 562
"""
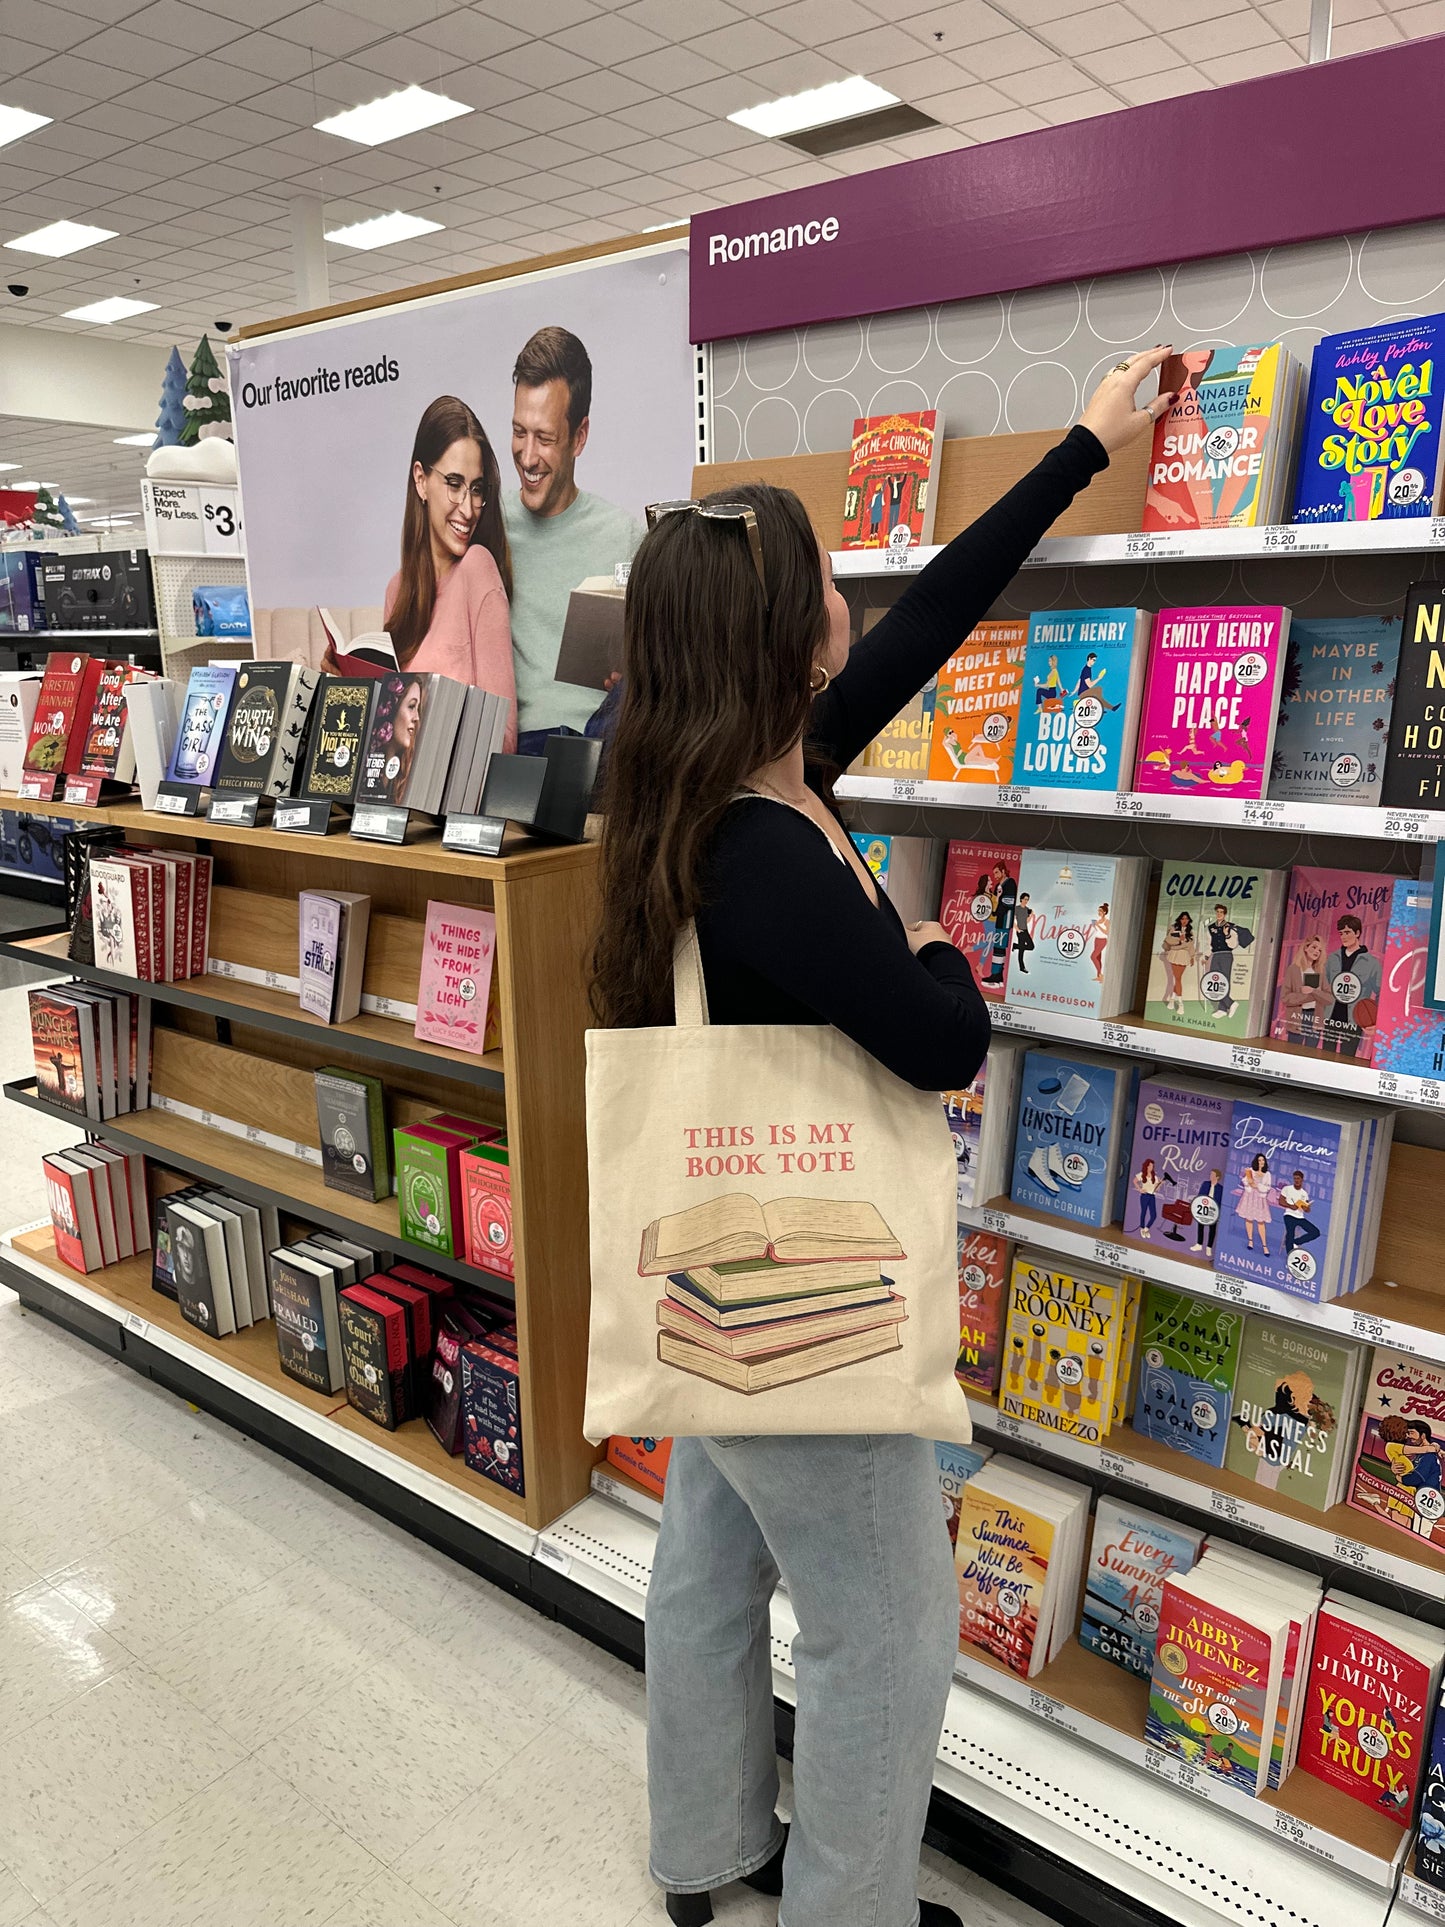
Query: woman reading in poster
330 395 519 750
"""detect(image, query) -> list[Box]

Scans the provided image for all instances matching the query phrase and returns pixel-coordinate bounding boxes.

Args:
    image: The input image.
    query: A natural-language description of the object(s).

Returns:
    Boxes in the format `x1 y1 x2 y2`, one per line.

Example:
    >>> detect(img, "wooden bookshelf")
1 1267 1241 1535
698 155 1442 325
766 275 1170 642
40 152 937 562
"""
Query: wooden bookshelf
4 808 601 1529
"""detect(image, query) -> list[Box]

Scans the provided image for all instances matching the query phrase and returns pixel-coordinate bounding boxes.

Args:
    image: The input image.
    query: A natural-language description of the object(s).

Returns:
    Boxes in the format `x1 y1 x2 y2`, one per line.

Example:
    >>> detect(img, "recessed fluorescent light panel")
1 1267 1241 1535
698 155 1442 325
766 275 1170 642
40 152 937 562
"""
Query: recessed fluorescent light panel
314 84 470 147
64 296 158 324
0 105 51 152
642 220 686 232
5 219 117 257
324 210 443 251
729 75 899 139
65 497 93 506
0 462 19 472
113 432 157 446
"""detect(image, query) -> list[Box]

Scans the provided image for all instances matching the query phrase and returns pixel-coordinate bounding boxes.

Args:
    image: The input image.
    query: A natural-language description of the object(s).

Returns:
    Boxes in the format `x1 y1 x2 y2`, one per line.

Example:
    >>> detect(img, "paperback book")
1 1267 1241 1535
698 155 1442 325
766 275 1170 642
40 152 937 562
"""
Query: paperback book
1222 1317 1364 1510
840 411 942 550
1009 1046 1133 1228
850 833 944 925
1213 1097 1347 1300
1143 862 1286 1038
1009 850 1148 1020
1382 583 1445 809
414 900 497 1056
1293 315 1445 523
1014 607 1149 791
956 1457 1090 1679
1348 1348 1445 1551
1132 1285 1245 1467
1374 878 1441 1076
1079 1499 1204 1679
935 1439 994 1548
165 665 236 787
1269 615 1400 805
939 839 1021 998
1120 1075 1234 1252
1269 865 1396 1063
298 675 374 803
1421 1693 1445 1890
955 1226 1010 1395
849 671 935 776
1144 342 1302 532
926 620 1027 785
998 1248 1130 1445
945 1037 1025 1211
1133 606 1290 800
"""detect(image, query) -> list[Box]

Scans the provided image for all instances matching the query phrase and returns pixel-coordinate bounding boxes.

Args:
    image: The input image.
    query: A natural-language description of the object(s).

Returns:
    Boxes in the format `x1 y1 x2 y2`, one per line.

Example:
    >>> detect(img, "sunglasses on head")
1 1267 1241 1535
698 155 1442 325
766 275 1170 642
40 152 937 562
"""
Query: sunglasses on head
645 499 769 606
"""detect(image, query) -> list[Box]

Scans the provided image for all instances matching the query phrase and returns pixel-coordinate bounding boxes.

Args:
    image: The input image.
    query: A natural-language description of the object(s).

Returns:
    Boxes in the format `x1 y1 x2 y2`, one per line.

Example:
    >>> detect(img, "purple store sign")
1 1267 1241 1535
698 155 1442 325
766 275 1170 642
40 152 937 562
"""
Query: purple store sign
689 36 1445 343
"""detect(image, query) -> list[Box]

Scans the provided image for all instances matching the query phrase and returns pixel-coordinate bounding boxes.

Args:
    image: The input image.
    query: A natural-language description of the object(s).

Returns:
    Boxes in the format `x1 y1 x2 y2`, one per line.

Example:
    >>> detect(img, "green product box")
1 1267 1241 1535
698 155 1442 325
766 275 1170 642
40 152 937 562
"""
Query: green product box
394 1123 467 1257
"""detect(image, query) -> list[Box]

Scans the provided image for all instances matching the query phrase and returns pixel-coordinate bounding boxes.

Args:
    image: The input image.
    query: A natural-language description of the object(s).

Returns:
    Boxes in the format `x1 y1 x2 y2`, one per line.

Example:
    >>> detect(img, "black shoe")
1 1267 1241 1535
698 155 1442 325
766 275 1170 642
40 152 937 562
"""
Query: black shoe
665 1826 788 1924
920 1906 963 1926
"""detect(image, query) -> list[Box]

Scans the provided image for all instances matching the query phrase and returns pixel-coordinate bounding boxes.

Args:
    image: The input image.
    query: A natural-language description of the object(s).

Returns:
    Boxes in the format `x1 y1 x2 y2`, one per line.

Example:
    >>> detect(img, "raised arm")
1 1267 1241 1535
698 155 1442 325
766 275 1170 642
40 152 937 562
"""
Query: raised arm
811 348 1176 770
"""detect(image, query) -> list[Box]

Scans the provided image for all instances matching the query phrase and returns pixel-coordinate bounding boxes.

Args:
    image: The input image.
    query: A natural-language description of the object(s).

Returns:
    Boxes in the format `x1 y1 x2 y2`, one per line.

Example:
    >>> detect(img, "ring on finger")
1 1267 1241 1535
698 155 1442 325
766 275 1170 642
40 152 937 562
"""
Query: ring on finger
1113 359 1133 373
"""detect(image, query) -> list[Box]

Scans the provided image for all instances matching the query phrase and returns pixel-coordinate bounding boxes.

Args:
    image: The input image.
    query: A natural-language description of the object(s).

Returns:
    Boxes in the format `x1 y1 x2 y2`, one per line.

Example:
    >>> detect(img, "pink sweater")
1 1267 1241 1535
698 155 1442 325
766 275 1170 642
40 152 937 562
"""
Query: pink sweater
383 545 517 752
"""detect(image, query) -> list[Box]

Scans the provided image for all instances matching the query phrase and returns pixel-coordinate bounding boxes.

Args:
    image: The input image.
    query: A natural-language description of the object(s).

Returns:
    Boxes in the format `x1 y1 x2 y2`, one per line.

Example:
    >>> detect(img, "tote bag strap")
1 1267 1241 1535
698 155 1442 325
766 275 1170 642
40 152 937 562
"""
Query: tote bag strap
673 922 710 1029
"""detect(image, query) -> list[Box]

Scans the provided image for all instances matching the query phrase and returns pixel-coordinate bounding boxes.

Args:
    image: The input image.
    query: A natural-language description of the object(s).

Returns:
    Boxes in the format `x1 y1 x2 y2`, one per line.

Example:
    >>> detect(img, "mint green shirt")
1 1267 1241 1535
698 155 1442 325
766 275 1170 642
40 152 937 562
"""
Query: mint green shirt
502 488 643 733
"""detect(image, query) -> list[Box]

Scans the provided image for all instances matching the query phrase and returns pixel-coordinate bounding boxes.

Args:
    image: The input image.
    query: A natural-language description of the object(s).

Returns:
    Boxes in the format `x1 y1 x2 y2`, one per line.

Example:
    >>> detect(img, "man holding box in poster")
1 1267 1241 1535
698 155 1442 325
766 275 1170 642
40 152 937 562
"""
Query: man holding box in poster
504 326 642 750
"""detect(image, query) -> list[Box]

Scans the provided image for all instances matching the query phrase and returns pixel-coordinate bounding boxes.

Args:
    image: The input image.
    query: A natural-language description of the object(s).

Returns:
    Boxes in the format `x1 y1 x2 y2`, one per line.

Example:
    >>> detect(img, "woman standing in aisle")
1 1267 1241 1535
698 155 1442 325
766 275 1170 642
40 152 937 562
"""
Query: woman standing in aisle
371 395 518 749
592 347 1174 1927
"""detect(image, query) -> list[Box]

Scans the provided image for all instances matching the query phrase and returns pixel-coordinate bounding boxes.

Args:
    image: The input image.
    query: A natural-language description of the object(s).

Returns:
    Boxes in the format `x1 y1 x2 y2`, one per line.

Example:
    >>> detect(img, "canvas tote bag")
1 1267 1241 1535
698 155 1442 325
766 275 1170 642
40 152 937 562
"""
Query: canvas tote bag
583 921 973 1444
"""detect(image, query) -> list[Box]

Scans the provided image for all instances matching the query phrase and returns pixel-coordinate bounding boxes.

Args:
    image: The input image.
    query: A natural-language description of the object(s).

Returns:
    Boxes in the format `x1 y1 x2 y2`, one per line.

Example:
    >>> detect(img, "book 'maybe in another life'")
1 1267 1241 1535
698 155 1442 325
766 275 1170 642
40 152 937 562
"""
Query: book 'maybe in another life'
1134 606 1289 800
1269 616 1400 806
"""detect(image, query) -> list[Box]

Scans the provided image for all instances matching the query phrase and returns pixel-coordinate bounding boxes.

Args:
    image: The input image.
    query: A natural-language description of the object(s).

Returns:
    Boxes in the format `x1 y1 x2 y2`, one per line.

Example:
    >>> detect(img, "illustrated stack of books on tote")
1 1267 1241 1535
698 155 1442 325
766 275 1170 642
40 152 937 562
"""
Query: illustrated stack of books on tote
1147 1541 1322 1797
954 1455 1090 1680
946 1040 1026 1211
29 980 151 1121
159 1182 278 1339
1295 1592 1445 1826
297 888 370 1024
1348 1346 1445 1552
1144 343 1304 534
1078 1499 1204 1680
997 1247 1140 1446
1008 851 1149 1019
87 844 213 983
639 1194 910 1394
43 1143 148 1275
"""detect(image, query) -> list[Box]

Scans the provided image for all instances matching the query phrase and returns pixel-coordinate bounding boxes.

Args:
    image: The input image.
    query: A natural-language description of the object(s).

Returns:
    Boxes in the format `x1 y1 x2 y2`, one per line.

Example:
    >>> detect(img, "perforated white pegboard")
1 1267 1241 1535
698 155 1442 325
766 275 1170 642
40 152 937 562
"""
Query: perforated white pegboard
148 552 249 675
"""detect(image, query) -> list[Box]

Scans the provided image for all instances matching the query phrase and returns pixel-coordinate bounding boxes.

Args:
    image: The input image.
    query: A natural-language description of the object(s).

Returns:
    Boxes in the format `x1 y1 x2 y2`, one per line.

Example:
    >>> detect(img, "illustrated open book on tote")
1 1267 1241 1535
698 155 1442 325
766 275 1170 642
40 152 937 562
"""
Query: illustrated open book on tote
583 915 971 1442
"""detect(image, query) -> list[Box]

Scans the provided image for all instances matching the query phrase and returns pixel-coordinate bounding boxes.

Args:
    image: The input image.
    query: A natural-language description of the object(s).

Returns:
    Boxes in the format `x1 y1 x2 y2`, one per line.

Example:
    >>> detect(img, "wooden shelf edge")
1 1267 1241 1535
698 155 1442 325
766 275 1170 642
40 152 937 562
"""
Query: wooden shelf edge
2 1224 537 1537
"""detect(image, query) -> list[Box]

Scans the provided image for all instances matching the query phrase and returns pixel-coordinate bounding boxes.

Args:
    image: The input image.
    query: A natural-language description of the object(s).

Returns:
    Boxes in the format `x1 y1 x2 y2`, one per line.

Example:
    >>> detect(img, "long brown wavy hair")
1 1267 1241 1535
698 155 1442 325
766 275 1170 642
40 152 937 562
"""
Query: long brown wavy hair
593 481 829 1029
388 395 513 666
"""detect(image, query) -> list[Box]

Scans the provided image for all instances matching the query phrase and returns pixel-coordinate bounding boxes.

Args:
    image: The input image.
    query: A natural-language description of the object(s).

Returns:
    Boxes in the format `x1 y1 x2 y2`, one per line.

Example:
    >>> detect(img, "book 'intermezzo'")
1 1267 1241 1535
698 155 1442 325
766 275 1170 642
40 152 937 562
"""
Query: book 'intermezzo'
414 901 497 1055
998 1250 1127 1445
1269 616 1400 806
1293 315 1445 523
1079 1498 1203 1679
1133 606 1289 800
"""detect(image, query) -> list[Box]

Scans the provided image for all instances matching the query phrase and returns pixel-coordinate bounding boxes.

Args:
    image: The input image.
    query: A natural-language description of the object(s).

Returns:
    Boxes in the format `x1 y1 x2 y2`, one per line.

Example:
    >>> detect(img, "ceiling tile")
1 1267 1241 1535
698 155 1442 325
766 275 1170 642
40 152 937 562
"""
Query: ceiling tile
551 14 667 62
164 57 272 105
1330 12 1405 43
609 135 700 172
73 25 183 76
492 133 590 171
0 2 94 52
72 97 177 138
1164 7 1277 54
1259 0 1311 36
1079 37 1178 81
341 36 461 85
623 0 742 28
685 19 800 66
1034 86 1123 122
958 105 1049 139
491 92 594 134
825 24 935 70
888 125 971 158
870 53 969 98
331 0 443 25
553 69 657 112
437 64 536 112
612 95 709 135
1197 40 1303 79
997 56 1095 104
411 12 531 61
899 0 1016 44
616 45 728 90
763 0 878 39
1045 4 1145 54
1113 64 1212 103
670 117 762 157
555 152 641 186
1129 0 1251 31
17 53 124 99
487 0 601 30
556 112 645 152
268 4 385 57
197 102 302 144
149 123 251 159
1392 0 1445 29
955 30 1054 78
741 48 849 94
661 156 750 193
916 79 1019 119
124 0 245 53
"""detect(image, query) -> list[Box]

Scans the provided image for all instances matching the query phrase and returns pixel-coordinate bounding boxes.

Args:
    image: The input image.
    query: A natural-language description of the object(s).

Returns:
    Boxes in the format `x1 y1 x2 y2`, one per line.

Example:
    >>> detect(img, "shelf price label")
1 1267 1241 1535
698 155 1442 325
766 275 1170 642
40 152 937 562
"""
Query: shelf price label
995 784 1026 808
1272 1812 1308 1847
1124 534 1161 558
988 1004 1018 1029
1093 1240 1127 1270
1230 1045 1264 1073
124 1311 147 1339
980 1209 1009 1235
890 779 919 802
1376 1070 1399 1098
1241 801 1283 828
1350 1310 1386 1342
535 1538 573 1576
1026 1690 1079 1733
1213 1276 1247 1304
1382 809 1429 840
1210 1490 1244 1523
1405 1877 1445 1921
993 1412 1023 1440
1422 1079 1444 1107
1331 1534 1370 1569
1099 1022 1132 1049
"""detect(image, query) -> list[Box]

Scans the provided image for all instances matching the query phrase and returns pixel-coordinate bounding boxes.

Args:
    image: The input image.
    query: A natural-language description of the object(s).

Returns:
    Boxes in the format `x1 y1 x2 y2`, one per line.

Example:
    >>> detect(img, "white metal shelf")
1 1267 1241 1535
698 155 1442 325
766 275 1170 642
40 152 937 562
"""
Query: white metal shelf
837 773 1445 843
962 1394 1440 1596
963 1198 1444 1363
551 1490 1392 1924
831 516 1445 578
985 999 1445 1112
26 628 159 641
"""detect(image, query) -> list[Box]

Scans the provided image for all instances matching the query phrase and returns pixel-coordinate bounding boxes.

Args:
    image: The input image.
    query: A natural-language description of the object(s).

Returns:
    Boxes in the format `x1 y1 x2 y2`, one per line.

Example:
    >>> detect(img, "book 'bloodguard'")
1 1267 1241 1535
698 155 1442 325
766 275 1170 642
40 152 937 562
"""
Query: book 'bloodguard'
1382 584 1445 809
839 410 941 550
1293 315 1445 523
1133 606 1289 800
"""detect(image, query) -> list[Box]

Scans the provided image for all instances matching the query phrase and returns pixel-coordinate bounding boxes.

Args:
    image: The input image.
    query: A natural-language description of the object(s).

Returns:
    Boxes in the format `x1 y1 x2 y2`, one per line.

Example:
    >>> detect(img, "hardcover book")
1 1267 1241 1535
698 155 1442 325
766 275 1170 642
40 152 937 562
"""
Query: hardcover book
998 1249 1128 1445
23 654 104 782
935 1438 994 1547
77 660 142 784
1382 583 1445 809
1421 1692 1445 1889
298 891 342 1023
1213 1098 1345 1299
1132 1285 1244 1467
427 1310 479 1455
607 1434 673 1500
165 665 236 787
88 857 143 978
1143 862 1285 1037
1269 865 1396 1063
43 1152 100 1272
212 662 317 797
1015 607 1149 791
395 1122 471 1257
1374 878 1442 1075
926 620 1027 785
298 675 374 802
1292 315 1445 523
461 1338 525 1493
460 1141 513 1279
1223 1318 1361 1510
1144 342 1301 531
339 1283 410 1429
1079 1498 1204 1679
1120 1076 1234 1251
1269 616 1400 805
1348 1348 1445 1551
840 411 942 549
955 1227 1009 1394
0 674 40 789
29 988 92 1115
1009 1046 1131 1227
1296 1597 1445 1823
314 1066 388 1202
166 1198 232 1339
1133 606 1289 800
939 839 1021 999
414 901 497 1056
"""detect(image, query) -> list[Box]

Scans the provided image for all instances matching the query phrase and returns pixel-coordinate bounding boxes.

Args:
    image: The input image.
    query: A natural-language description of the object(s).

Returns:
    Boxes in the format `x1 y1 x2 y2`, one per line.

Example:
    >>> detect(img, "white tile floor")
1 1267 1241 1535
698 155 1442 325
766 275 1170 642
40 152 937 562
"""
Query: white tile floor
0 933 1058 1927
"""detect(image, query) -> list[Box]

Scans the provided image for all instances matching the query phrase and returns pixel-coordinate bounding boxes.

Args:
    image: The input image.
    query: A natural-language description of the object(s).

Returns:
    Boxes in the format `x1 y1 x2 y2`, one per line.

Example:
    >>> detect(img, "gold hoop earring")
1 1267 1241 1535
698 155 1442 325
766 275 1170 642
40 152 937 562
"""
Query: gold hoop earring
810 664 831 693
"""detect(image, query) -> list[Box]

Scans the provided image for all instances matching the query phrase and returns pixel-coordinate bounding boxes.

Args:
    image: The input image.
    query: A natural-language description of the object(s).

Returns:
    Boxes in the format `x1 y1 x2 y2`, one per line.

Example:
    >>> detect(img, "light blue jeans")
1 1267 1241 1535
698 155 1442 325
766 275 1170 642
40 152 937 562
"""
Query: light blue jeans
645 1434 958 1927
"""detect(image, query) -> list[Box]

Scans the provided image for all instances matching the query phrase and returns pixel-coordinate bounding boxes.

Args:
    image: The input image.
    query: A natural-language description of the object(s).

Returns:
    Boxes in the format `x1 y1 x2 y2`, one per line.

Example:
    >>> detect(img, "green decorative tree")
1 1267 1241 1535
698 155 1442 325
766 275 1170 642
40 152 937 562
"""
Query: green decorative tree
155 345 187 446
178 333 232 445
30 486 67 533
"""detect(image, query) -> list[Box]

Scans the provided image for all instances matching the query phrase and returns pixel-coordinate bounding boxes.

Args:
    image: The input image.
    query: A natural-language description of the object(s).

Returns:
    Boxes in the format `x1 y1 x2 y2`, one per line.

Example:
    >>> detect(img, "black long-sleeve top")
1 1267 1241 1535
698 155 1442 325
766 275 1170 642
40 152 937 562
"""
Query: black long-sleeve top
694 423 1110 1091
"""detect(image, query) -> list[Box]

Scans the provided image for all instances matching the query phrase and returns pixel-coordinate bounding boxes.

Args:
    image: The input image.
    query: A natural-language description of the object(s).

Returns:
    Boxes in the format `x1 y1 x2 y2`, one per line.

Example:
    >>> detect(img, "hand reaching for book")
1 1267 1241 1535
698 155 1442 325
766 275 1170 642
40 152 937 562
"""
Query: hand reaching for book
1079 346 1177 456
